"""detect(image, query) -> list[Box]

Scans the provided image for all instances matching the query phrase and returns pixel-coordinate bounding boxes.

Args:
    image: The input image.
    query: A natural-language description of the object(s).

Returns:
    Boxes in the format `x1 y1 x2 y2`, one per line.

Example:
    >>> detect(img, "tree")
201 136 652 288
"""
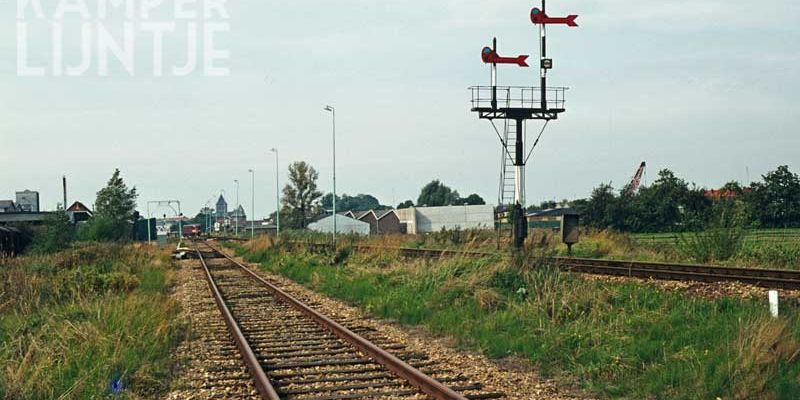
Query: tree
750 165 800 228
462 194 486 205
397 200 414 209
282 161 322 228
625 169 711 232
417 180 460 207
539 200 558 210
720 181 744 194
581 183 618 230
321 193 385 212
87 169 138 241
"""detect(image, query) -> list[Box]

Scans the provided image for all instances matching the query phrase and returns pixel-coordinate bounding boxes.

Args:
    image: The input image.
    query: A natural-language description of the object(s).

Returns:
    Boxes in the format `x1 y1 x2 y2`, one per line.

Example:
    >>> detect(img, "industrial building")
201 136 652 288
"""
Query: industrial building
0 200 18 213
311 205 493 236
373 210 403 234
309 214 370 235
66 201 93 223
342 210 403 235
396 205 494 234
15 190 40 212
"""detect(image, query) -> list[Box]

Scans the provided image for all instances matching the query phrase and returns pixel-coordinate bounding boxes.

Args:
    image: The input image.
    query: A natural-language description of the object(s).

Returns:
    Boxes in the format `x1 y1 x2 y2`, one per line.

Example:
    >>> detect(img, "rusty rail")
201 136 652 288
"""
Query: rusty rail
286 241 800 290
196 248 281 400
208 242 468 400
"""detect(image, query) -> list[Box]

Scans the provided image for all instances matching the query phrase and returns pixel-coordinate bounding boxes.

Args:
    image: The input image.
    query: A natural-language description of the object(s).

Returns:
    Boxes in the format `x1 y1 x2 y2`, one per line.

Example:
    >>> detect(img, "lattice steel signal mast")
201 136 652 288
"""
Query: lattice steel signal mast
469 1 577 247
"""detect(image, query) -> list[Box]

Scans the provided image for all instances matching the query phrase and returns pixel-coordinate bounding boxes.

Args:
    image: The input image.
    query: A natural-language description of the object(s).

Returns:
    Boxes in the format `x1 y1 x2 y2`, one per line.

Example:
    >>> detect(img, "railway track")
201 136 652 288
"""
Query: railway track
194 241 504 400
287 241 800 290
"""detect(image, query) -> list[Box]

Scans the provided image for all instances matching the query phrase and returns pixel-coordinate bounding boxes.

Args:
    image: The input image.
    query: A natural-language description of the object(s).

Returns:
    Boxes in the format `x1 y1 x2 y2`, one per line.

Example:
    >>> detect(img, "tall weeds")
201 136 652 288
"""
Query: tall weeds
676 213 745 263
731 315 800 399
0 243 183 399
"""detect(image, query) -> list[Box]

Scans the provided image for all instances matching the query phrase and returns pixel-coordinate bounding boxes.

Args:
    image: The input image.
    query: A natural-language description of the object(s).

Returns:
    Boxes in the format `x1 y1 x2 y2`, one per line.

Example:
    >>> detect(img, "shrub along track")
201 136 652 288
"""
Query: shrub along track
193 240 504 400
289 242 800 291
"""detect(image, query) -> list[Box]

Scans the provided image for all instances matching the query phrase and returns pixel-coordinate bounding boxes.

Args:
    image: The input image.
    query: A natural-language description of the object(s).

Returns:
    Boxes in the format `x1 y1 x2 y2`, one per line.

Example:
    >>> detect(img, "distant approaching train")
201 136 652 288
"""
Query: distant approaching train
182 224 202 238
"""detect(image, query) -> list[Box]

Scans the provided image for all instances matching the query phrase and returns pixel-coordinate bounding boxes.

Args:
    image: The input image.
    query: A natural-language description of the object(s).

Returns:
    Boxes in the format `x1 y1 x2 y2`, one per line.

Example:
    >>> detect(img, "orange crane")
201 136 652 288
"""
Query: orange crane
625 161 646 196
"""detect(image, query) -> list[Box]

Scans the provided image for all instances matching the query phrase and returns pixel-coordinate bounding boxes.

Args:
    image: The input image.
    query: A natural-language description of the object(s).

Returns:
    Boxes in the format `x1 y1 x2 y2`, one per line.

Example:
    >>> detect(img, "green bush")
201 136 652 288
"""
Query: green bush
28 211 74 255
76 216 132 242
738 242 800 268
676 227 745 263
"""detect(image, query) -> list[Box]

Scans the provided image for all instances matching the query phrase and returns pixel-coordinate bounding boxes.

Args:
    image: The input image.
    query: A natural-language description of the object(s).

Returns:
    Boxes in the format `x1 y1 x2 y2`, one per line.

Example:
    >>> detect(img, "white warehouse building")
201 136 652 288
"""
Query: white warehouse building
308 214 370 236
395 205 494 234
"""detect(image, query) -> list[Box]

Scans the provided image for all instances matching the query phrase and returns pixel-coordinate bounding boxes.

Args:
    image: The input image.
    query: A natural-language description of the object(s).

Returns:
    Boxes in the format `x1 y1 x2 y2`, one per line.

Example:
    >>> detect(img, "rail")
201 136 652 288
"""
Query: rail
205 241 471 400
284 241 800 290
196 247 281 400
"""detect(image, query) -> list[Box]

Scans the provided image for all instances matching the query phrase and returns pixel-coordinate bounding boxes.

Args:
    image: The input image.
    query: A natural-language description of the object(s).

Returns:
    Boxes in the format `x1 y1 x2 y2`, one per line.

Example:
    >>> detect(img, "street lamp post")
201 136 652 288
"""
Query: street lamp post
248 169 255 239
177 202 183 242
220 189 226 234
324 105 337 248
234 179 239 236
205 201 210 234
270 148 280 241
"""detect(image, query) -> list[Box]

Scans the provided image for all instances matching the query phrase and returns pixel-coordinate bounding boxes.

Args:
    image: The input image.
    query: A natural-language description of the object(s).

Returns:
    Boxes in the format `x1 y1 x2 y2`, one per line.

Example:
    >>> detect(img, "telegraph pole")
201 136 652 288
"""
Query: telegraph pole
270 148 280 241
249 169 255 239
324 105 337 248
234 179 239 236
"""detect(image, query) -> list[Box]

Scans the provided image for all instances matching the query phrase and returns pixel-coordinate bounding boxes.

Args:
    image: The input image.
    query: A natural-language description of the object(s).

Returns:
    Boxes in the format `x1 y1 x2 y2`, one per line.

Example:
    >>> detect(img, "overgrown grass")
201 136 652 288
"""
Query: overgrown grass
265 225 800 268
676 227 745 263
550 229 800 269
0 243 184 399
232 240 800 399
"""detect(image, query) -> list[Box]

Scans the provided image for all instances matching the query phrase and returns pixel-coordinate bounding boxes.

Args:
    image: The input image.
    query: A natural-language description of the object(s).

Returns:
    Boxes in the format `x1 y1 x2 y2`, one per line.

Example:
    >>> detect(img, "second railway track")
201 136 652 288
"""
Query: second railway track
288 241 800 290
194 241 504 400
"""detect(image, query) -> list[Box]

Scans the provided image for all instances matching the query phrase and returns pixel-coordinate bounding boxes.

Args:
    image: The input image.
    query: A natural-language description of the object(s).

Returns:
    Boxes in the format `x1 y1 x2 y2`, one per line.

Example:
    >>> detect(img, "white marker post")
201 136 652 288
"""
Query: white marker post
768 290 779 318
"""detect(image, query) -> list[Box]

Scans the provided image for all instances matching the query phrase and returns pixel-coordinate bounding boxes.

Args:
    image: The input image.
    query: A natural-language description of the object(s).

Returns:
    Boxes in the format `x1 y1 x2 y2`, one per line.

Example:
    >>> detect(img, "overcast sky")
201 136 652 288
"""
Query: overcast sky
2 0 798 218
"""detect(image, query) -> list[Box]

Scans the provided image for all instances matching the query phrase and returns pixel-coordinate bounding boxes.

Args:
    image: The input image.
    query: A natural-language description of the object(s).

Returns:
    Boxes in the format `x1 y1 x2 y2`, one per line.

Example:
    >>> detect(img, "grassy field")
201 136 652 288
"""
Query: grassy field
0 243 184 399
230 238 800 399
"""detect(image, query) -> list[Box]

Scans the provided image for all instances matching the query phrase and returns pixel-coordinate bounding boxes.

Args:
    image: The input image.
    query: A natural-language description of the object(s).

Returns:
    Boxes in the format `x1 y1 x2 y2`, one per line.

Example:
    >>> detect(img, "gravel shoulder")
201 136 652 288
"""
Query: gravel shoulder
581 273 800 301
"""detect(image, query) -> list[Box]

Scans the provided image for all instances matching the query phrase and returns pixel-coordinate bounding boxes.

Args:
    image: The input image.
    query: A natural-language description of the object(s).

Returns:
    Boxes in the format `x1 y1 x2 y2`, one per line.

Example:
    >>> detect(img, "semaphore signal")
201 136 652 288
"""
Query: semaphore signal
481 47 530 67
530 7 578 27
469 0 578 249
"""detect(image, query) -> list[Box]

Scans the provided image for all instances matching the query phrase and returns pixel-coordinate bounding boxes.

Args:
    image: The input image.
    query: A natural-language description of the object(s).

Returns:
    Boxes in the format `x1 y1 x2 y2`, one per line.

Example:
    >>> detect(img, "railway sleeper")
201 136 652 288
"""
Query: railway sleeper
247 337 341 347
258 347 357 359
265 357 375 370
296 384 482 400
269 365 430 380
268 359 435 373
275 372 470 388
261 350 428 367
278 380 408 396
258 342 405 355
249 338 345 349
